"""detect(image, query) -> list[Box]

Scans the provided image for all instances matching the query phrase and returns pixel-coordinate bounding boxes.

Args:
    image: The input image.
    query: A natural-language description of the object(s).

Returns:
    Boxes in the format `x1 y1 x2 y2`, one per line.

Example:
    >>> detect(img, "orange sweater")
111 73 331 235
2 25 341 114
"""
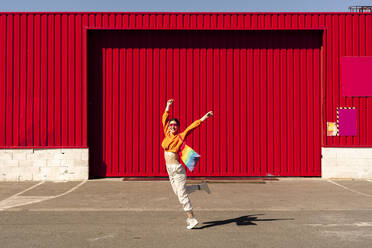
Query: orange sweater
161 110 202 153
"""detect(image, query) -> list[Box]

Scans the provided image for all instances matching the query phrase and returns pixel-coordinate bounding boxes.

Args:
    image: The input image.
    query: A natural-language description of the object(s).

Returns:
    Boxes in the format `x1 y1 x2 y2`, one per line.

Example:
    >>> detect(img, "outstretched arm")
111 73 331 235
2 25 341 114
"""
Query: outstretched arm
200 111 213 122
162 99 174 133
180 111 214 138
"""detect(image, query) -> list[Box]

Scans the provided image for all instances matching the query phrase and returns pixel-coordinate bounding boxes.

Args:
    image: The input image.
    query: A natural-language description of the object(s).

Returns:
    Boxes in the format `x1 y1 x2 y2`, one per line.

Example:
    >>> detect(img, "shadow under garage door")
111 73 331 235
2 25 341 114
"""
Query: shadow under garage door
87 29 322 178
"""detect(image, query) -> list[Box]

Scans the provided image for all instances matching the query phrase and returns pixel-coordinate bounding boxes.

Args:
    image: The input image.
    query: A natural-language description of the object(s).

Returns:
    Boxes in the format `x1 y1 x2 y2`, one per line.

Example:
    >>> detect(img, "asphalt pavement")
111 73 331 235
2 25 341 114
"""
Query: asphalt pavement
0 178 372 248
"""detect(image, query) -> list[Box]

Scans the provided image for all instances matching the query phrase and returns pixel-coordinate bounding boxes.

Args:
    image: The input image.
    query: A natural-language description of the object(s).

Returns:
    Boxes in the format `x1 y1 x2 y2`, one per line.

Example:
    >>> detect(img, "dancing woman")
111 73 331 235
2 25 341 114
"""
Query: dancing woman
162 99 213 229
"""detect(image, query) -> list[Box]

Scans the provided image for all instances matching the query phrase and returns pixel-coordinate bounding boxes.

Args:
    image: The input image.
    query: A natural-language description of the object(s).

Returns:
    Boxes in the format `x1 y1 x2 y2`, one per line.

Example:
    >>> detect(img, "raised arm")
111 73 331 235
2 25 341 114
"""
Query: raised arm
200 111 213 122
180 111 213 139
162 99 174 133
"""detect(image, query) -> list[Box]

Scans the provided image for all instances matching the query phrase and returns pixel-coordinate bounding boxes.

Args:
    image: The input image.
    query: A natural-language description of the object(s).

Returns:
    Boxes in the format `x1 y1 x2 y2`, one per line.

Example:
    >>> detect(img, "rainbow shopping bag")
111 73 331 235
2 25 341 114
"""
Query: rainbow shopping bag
178 136 201 172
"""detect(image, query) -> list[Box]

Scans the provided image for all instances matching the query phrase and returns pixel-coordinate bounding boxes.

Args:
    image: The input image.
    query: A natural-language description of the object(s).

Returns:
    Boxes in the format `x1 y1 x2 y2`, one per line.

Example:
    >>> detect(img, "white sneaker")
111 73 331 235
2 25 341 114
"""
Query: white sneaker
186 218 199 229
200 181 211 194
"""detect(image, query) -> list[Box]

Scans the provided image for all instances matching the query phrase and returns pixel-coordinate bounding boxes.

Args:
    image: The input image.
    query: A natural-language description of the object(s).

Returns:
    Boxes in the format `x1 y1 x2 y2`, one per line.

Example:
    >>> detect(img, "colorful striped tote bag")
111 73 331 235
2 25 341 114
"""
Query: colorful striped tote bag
178 135 201 172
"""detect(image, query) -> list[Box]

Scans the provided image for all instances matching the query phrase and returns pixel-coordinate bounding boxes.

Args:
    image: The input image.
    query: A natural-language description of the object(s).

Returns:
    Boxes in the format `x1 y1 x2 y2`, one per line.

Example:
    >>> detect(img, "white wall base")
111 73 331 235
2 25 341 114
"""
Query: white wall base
322 148 372 179
0 148 89 181
2 147 370 180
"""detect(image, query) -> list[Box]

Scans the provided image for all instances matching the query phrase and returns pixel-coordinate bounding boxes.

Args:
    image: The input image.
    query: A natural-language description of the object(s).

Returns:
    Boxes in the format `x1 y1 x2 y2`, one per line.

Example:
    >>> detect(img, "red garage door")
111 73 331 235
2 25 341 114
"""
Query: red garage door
88 30 322 178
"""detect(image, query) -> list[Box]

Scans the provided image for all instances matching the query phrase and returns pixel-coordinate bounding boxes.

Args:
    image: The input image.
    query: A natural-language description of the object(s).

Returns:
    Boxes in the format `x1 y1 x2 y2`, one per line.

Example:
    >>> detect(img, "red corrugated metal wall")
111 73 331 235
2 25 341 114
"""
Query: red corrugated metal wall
0 13 371 177
88 29 322 177
323 14 372 147
0 14 87 147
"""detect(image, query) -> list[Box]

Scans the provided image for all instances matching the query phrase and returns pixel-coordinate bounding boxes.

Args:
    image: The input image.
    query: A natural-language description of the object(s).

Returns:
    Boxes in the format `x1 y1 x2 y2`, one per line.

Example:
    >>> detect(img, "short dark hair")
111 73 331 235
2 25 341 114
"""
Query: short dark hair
169 118 180 126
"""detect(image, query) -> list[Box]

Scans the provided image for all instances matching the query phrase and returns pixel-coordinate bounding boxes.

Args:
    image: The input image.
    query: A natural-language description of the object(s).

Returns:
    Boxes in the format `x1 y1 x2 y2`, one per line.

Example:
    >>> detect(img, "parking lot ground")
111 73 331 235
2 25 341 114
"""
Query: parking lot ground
0 179 371 248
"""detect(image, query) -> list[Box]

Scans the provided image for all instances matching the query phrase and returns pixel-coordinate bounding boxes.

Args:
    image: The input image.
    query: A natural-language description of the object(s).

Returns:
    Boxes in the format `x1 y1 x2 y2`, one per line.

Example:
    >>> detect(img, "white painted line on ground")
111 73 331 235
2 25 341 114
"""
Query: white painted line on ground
9 207 372 212
11 181 45 197
0 196 54 210
0 180 87 211
0 181 46 211
88 235 115 242
52 180 87 199
307 222 372 227
328 180 372 198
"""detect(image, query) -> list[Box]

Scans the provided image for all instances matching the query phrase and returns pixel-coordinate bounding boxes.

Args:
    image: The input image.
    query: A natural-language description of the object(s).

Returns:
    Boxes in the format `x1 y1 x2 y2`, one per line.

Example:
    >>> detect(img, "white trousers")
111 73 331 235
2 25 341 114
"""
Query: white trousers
166 163 199 212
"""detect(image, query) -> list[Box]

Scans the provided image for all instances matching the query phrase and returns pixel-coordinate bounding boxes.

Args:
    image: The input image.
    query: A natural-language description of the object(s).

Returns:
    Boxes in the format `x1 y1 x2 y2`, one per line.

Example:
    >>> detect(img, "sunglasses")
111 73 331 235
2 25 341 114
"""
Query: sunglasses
169 124 178 127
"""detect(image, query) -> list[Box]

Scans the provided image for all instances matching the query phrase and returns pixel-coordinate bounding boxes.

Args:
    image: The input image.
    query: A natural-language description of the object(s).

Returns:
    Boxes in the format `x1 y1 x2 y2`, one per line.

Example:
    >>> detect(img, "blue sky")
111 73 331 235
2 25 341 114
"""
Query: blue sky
0 0 371 12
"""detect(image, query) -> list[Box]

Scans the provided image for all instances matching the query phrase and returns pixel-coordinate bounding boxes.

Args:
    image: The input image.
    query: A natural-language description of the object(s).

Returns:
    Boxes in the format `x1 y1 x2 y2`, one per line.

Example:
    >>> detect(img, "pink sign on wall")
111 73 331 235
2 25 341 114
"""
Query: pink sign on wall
342 57 372 96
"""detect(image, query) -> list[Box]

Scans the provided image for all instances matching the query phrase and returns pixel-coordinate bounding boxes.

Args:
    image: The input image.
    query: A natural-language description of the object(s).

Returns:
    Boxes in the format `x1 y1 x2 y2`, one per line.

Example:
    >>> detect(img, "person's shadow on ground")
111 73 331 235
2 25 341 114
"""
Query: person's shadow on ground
195 214 293 229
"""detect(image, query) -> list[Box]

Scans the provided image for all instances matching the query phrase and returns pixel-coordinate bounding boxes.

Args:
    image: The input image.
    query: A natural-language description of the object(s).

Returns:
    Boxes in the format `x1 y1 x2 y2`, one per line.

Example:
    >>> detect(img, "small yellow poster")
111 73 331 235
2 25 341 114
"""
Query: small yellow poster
327 122 337 136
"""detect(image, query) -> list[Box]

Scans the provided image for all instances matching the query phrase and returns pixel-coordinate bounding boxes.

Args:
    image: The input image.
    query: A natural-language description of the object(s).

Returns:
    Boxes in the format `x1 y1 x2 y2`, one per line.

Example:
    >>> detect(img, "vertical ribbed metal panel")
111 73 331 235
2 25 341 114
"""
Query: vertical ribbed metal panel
0 13 87 147
0 13 371 177
323 14 372 147
88 29 322 177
